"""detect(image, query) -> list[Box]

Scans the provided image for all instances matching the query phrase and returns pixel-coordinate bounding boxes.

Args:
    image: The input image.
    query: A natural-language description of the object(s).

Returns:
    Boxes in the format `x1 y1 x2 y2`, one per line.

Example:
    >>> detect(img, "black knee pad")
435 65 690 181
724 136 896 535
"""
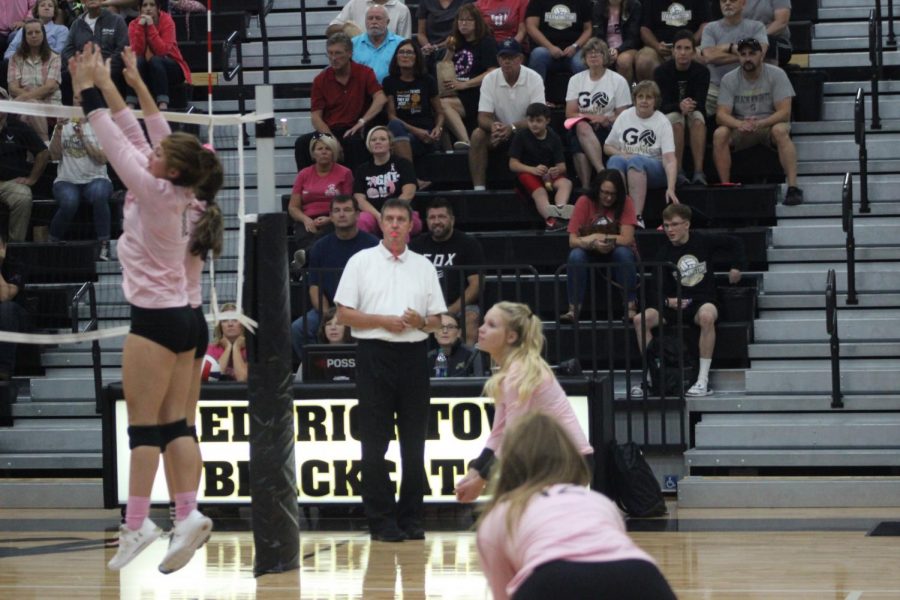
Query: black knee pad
128 424 162 450
159 419 192 450
187 424 198 442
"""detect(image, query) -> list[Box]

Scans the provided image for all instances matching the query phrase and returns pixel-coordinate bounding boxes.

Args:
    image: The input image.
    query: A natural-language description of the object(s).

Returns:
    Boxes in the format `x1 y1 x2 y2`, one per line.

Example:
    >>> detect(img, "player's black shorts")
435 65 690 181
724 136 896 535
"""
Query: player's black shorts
130 304 197 354
193 306 209 359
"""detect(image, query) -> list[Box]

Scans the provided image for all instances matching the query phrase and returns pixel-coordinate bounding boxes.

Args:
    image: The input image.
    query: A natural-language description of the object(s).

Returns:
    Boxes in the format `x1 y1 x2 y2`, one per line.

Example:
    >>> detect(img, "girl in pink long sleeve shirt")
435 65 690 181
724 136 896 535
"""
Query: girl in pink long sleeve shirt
476 412 676 600
455 301 594 503
73 44 222 574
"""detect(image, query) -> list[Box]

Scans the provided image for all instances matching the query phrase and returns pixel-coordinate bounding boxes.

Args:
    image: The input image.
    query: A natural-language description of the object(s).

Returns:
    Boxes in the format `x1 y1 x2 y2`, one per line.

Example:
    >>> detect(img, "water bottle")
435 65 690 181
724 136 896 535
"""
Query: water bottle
434 350 448 378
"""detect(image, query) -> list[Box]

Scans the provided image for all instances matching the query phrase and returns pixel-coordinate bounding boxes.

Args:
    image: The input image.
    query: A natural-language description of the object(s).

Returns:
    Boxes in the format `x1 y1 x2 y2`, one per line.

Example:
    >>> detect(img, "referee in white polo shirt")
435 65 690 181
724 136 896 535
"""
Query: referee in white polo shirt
335 198 447 542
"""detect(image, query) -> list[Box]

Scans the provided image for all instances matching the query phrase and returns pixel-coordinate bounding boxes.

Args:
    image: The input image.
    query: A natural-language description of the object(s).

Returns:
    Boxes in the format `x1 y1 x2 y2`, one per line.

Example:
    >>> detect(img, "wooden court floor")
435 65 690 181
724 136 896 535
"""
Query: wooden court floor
2 506 900 599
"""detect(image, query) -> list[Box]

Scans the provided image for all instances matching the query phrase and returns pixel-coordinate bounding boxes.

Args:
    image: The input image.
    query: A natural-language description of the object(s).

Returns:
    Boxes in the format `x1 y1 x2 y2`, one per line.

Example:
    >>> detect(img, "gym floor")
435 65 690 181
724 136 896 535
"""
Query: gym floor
2 505 900 599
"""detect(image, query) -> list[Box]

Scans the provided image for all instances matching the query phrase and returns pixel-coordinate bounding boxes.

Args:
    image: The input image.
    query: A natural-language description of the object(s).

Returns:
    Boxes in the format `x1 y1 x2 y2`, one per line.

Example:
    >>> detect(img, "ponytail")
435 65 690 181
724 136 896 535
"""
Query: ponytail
189 146 225 257
482 302 552 405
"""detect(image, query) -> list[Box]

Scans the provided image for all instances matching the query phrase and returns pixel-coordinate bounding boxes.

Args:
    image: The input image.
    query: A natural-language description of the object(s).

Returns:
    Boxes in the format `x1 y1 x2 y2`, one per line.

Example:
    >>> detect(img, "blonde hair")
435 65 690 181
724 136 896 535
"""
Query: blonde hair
308 133 344 163
365 125 394 152
212 303 242 344
477 412 591 536
482 302 551 406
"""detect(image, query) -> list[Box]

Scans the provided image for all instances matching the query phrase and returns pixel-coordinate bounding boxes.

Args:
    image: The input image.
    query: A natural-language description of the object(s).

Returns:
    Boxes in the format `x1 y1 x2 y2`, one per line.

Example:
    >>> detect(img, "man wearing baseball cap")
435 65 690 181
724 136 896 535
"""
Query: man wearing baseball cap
712 36 803 205
468 38 545 190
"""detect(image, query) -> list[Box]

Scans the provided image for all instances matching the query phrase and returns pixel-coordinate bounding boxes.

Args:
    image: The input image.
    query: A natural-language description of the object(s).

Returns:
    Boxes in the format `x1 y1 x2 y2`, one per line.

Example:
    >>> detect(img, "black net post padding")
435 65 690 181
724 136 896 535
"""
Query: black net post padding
244 212 300 577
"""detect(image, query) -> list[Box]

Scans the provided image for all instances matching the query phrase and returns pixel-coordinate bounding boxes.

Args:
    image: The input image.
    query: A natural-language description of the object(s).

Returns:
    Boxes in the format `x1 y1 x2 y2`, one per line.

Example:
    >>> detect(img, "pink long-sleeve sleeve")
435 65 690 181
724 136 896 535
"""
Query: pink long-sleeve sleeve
89 107 193 308
483 363 594 459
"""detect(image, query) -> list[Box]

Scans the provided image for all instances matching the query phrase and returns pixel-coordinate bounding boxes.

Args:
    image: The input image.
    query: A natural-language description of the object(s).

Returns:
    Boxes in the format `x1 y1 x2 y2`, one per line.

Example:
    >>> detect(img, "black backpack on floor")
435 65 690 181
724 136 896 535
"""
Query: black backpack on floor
646 334 697 397
607 441 667 518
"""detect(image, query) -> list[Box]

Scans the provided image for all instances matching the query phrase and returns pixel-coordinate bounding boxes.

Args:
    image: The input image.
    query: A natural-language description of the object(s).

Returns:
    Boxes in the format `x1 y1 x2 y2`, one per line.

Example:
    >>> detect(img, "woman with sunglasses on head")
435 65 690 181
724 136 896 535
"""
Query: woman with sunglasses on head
440 4 497 148
383 39 444 188
71 44 220 574
455 301 593 503
476 412 677 600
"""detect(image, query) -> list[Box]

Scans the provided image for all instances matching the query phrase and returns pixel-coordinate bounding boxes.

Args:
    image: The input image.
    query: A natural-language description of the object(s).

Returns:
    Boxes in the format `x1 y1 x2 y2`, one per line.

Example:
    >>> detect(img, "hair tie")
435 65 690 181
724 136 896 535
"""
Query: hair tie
202 143 216 153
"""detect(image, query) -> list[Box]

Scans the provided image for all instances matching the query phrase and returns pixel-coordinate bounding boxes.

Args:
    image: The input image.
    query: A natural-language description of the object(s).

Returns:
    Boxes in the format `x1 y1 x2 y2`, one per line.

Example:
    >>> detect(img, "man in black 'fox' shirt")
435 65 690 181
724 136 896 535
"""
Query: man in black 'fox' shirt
632 203 745 397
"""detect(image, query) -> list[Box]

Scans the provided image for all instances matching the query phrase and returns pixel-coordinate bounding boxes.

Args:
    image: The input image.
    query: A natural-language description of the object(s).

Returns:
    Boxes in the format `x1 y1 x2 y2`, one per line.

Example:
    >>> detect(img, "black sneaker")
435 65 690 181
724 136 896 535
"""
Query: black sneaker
676 171 690 187
371 523 406 543
784 186 804 206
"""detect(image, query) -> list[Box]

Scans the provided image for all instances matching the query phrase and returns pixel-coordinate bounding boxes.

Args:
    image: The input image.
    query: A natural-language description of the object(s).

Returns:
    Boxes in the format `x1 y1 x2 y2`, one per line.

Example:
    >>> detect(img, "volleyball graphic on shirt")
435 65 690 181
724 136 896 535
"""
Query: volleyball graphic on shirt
676 254 707 287
544 4 577 29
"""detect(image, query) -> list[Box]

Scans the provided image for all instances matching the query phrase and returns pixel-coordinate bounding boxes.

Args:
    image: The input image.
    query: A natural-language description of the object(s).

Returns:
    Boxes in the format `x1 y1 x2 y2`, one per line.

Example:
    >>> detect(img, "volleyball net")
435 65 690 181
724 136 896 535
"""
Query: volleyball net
0 97 269 369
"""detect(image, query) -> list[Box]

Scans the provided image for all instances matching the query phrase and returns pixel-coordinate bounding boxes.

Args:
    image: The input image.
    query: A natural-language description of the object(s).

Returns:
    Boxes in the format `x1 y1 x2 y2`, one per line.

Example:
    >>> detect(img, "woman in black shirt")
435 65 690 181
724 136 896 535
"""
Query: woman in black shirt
440 4 498 148
352 125 422 236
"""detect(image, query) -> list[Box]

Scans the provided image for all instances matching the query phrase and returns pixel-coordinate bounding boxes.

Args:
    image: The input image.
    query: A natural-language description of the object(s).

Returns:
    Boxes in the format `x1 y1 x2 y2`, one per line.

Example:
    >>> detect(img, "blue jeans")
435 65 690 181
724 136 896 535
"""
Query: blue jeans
607 155 668 188
387 118 435 158
528 47 587 80
291 309 321 361
566 245 638 306
49 179 113 241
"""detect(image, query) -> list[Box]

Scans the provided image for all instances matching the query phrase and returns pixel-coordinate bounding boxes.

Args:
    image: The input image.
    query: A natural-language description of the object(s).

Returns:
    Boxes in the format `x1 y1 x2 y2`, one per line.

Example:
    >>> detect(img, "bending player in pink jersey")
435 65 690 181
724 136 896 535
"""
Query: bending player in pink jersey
71 44 223 573
455 301 594 503
476 412 677 600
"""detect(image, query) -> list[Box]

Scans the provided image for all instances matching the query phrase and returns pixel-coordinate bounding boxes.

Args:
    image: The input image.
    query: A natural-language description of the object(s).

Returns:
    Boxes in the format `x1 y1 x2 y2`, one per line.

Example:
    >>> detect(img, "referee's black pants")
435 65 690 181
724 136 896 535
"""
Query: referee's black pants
356 339 430 533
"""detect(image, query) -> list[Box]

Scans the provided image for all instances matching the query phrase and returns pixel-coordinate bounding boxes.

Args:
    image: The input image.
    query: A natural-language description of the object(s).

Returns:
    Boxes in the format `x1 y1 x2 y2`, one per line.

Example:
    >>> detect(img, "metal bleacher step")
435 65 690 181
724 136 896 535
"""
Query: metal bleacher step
772 215 900 248
687 393 900 413
793 135 899 161
0 478 103 508
797 158 899 176
809 50 900 69
753 308 900 342
793 174 900 205
41 351 123 368
767 246 900 262
758 292 900 310
745 358 900 394
693 412 900 447
11 401 98 418
822 97 900 121
762 264 900 294
0 419 100 453
748 341 900 359
0 452 102 470
685 448 900 468
30 375 119 401
678 476 900 508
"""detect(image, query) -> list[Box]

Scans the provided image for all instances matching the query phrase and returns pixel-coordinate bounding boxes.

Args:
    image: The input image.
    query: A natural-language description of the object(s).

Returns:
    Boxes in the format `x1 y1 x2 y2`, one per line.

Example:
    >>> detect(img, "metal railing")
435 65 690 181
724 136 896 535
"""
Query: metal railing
854 88 871 214
71 282 103 413
887 0 898 48
222 31 249 141
257 0 274 83
293 261 687 450
868 8 883 130
825 269 843 409
841 173 859 305
549 261 687 451
299 0 312 64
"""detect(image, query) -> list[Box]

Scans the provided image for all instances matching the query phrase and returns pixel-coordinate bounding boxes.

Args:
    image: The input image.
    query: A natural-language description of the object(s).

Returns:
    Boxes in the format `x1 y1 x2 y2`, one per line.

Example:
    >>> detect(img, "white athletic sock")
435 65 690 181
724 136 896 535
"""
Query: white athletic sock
698 358 712 383
473 185 486 191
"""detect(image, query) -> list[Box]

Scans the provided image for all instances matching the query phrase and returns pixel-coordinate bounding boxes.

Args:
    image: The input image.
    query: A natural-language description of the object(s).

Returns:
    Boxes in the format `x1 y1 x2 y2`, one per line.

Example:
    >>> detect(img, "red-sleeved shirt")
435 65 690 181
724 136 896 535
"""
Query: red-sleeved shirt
128 10 191 83
567 193 640 257
311 61 381 130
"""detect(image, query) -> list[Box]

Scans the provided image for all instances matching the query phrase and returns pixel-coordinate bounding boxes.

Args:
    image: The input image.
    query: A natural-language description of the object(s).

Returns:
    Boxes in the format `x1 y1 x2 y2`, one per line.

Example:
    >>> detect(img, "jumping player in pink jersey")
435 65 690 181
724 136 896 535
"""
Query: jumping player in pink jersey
71 44 223 573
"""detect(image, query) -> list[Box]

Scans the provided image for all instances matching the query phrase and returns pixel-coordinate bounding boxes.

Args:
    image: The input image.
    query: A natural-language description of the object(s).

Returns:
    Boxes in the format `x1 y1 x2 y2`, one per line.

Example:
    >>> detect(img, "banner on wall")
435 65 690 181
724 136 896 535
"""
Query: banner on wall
109 393 591 504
